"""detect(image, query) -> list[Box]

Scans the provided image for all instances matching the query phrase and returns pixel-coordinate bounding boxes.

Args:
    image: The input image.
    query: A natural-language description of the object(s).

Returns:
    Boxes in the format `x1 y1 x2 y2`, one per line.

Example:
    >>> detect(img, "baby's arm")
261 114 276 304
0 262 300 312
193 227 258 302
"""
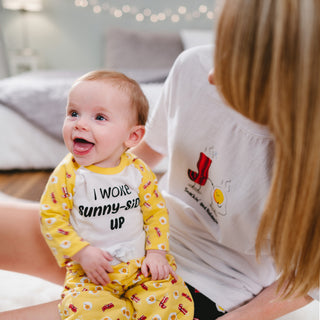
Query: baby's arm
141 249 178 280
71 245 114 285
40 155 113 285
134 156 177 280
40 160 88 267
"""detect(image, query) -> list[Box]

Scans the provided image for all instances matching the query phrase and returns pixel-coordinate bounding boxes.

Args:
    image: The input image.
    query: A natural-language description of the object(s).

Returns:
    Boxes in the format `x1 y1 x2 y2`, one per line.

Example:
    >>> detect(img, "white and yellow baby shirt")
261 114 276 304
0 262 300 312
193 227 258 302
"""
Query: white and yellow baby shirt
40 152 169 267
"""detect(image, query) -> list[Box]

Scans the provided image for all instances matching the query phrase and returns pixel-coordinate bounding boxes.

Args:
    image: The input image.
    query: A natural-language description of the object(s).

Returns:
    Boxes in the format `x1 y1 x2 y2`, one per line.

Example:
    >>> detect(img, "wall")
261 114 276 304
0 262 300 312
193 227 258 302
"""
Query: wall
1 0 216 71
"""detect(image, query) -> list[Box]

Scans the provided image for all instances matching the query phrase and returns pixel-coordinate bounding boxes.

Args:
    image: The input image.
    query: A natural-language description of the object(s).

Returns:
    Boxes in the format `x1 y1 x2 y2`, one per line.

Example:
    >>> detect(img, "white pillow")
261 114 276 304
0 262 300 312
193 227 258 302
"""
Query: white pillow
180 29 213 50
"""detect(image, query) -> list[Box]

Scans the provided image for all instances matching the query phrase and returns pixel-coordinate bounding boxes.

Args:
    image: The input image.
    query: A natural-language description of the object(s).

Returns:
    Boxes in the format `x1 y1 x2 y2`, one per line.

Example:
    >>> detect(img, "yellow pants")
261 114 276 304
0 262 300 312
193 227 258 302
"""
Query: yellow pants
59 255 194 320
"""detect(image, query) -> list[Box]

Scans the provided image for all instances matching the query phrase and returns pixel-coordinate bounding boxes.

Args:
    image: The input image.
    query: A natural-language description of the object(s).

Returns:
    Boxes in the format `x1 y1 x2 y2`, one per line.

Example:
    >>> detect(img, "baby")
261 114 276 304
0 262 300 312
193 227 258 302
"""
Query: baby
40 70 194 320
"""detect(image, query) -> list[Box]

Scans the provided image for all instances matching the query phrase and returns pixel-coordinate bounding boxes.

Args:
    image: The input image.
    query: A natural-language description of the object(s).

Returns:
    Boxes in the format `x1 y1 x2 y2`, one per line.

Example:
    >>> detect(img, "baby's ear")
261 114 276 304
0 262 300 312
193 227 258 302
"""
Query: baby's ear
125 125 145 149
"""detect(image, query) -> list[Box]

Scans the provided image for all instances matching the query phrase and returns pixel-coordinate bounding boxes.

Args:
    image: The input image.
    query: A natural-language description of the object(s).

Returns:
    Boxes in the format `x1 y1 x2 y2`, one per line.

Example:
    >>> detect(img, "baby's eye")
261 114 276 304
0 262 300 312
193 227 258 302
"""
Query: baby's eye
96 114 107 121
70 111 78 117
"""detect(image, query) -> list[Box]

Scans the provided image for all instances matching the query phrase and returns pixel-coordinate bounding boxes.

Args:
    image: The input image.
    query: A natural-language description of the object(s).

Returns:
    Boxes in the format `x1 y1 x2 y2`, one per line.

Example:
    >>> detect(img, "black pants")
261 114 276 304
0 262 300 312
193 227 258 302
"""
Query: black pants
186 283 226 319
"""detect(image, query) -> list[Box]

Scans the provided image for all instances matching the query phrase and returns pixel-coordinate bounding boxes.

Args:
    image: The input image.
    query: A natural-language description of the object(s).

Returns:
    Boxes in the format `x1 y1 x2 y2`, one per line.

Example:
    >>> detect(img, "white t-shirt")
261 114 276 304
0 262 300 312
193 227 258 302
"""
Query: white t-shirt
145 45 277 311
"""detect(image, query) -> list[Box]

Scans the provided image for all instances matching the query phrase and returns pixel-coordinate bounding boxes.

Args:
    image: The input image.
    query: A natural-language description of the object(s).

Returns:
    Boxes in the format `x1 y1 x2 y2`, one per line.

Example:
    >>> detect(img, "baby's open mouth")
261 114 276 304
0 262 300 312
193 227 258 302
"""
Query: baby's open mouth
74 138 93 144
73 138 94 155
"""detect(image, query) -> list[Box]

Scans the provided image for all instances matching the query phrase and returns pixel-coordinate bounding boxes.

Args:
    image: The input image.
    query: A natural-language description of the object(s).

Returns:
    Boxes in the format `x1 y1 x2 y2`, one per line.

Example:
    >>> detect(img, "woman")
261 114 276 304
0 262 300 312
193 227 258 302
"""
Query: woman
0 0 318 319
214 0 320 299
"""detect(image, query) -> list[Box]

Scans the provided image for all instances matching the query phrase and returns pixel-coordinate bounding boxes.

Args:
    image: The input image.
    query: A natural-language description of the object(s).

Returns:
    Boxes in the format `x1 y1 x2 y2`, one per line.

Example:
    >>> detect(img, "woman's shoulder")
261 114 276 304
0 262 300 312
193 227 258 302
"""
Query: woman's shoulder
178 45 213 62
172 45 214 75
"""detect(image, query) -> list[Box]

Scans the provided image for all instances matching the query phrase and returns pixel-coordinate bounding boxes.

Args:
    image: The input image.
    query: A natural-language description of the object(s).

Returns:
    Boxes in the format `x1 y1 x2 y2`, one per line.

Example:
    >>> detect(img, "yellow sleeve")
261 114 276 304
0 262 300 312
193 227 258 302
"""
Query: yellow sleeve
133 155 170 252
40 154 89 267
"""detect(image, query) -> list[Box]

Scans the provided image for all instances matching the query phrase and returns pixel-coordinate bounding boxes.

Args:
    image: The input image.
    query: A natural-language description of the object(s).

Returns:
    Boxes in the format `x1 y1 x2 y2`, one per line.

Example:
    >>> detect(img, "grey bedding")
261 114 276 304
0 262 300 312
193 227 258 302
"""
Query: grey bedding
0 71 80 141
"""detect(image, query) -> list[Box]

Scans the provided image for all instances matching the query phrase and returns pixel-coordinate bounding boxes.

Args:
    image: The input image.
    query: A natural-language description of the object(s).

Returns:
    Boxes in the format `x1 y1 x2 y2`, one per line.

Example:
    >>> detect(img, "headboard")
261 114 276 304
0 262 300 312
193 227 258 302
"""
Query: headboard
103 28 213 83
105 28 183 71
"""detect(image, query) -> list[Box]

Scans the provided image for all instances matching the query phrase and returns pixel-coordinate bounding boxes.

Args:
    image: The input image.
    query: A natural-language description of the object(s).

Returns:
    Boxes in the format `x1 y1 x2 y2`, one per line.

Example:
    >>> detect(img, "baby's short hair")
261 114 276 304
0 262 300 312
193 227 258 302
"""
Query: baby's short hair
76 70 149 126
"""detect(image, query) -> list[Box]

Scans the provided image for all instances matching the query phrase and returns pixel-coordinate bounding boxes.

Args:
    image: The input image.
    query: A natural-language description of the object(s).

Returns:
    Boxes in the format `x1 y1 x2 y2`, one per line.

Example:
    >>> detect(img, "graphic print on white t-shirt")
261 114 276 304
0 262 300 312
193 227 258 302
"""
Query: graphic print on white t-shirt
186 146 231 224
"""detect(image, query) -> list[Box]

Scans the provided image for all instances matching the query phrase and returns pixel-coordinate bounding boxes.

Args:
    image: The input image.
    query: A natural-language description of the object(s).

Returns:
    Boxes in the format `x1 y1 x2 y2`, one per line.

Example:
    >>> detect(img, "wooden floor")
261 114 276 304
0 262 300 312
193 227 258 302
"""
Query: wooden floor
0 170 52 201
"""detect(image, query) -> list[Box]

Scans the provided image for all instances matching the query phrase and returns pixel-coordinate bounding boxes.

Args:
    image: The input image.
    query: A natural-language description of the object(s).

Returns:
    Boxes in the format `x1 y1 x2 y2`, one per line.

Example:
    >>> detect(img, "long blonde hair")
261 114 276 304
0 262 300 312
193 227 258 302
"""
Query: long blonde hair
214 0 320 297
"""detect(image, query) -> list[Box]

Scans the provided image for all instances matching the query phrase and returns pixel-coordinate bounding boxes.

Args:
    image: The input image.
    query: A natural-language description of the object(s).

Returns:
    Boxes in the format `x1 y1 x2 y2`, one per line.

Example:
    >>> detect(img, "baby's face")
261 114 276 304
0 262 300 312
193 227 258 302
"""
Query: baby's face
63 80 135 168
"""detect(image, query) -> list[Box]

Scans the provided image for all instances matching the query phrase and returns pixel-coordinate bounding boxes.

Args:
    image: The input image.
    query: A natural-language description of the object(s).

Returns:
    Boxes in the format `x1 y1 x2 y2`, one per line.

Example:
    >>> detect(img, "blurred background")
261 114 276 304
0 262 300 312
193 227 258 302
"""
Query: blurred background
0 0 216 72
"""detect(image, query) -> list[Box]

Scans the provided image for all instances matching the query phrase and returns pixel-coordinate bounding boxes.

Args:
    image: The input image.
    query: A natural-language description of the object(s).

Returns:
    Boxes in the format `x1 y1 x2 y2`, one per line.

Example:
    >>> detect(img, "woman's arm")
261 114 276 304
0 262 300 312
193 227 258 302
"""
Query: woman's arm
131 140 164 170
0 201 65 284
0 301 61 320
217 281 313 320
0 200 64 319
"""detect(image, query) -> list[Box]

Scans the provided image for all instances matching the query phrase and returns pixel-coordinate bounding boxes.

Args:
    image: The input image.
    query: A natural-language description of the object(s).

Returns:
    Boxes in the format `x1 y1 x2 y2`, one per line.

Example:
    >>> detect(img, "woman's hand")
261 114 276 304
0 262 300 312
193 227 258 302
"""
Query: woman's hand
216 281 314 320
72 245 114 286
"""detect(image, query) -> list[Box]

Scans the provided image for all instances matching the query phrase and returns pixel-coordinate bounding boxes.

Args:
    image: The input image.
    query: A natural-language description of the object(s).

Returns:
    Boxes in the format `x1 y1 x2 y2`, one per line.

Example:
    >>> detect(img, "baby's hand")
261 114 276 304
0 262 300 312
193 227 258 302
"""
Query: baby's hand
141 250 178 281
72 245 114 286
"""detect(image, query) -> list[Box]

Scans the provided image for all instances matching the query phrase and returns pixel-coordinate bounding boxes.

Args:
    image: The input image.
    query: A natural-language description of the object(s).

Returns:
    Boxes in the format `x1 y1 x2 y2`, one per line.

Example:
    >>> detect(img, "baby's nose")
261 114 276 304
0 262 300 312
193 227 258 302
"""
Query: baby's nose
75 117 89 131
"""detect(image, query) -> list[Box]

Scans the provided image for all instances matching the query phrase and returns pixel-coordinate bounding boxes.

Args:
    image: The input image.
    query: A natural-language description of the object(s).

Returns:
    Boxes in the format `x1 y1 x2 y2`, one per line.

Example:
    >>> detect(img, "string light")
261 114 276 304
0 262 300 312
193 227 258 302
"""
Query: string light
122 5 130 13
74 0 215 23
171 14 180 23
199 5 208 13
135 13 144 22
75 0 88 8
178 6 187 15
93 5 101 13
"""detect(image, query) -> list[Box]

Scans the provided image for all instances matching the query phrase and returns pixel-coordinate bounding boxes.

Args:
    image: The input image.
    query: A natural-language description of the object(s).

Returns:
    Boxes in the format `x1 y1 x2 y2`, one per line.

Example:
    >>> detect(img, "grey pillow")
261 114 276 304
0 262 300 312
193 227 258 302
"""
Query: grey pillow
104 28 183 70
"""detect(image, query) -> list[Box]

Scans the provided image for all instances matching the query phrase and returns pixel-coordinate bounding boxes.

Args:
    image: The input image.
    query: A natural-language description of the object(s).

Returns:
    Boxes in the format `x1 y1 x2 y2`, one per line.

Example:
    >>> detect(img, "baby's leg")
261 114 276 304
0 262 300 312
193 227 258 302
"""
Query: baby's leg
59 263 133 320
125 255 194 319
59 288 133 320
